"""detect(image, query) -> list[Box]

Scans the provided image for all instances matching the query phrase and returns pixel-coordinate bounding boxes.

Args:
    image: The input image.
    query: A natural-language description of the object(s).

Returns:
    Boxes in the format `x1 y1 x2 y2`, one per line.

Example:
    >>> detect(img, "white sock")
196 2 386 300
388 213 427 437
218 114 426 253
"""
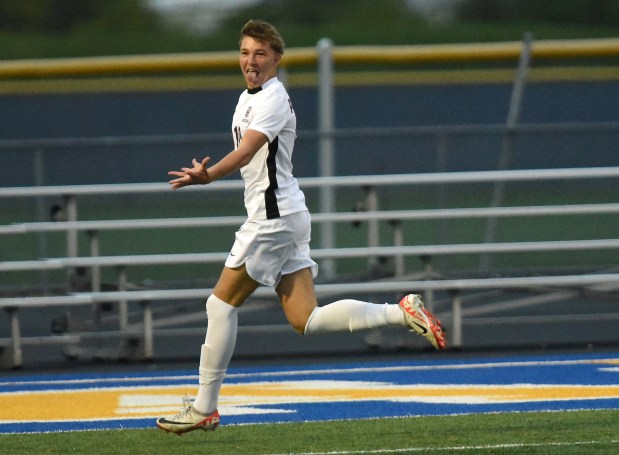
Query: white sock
193 294 238 414
304 299 405 335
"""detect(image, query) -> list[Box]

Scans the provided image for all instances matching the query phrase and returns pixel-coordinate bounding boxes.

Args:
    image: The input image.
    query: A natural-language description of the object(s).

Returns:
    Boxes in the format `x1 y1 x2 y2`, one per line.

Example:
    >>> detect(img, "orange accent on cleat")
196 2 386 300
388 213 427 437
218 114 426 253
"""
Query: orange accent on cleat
399 294 446 350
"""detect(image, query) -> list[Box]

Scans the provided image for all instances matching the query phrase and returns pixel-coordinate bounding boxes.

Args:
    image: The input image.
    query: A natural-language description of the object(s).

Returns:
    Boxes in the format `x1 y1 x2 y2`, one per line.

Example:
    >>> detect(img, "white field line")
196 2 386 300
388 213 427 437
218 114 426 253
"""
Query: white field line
2 357 618 387
267 439 619 454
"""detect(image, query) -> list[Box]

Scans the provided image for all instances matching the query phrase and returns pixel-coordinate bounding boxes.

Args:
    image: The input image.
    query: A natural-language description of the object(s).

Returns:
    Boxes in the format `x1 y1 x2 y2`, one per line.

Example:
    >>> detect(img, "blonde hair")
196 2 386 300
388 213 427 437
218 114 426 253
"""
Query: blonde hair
239 19 285 55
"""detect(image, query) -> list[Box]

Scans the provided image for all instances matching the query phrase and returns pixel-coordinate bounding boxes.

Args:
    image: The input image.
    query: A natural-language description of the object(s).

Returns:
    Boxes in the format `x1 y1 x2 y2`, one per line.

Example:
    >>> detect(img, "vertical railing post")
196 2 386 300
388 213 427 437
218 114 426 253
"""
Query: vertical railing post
318 38 336 278
64 194 78 258
450 290 463 348
117 266 129 331
115 266 130 359
141 300 154 360
7 307 23 369
364 186 379 270
421 255 435 312
435 133 450 271
480 32 533 273
389 219 404 276
88 230 101 293
277 66 288 88
64 194 79 290
88 230 102 337
34 147 49 293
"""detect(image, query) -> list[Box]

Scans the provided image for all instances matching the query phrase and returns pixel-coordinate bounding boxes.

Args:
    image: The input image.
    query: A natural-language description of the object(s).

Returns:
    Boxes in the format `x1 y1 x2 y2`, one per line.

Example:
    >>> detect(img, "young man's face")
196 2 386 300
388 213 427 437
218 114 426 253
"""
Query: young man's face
239 36 281 89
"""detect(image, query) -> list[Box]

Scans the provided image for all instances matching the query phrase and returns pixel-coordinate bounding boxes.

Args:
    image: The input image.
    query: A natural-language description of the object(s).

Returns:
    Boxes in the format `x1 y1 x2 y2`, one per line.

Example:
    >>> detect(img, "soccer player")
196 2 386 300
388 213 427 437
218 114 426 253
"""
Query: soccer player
156 19 446 435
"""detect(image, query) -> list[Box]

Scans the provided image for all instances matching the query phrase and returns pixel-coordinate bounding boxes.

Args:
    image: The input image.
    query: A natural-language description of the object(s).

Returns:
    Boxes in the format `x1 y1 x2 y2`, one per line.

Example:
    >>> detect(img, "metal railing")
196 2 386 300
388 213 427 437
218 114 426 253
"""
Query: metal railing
3 36 619 271
2 37 619 78
1 167 618 368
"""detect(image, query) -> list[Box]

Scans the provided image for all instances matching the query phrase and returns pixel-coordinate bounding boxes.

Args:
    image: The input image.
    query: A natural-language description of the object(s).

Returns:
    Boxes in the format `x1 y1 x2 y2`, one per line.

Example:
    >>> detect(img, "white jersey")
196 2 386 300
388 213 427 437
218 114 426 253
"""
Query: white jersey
232 77 307 221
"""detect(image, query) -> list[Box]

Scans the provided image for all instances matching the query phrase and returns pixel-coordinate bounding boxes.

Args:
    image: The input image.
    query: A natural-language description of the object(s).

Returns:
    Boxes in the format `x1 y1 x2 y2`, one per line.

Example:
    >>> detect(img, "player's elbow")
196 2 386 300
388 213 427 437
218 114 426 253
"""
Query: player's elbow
238 152 254 167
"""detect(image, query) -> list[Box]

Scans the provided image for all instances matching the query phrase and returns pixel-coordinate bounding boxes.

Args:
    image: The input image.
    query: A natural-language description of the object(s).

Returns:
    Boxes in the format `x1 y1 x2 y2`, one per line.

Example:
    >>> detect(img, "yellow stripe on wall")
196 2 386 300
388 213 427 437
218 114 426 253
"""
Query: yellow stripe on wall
0 66 618 95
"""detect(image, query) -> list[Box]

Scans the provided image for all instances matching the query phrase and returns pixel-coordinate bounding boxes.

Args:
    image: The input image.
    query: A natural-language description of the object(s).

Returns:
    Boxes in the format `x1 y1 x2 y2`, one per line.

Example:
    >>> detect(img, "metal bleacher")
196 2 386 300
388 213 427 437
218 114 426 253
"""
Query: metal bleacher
2 167 619 368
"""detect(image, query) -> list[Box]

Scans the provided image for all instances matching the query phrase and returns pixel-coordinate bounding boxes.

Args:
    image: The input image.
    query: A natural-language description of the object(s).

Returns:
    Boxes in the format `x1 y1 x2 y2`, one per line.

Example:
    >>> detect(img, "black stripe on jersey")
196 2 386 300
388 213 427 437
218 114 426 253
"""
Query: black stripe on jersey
265 136 280 219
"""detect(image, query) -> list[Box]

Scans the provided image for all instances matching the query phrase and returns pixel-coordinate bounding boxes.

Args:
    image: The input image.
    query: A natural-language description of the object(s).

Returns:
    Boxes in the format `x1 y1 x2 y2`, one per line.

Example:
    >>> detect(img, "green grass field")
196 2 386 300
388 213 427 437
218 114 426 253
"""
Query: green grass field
2 410 618 455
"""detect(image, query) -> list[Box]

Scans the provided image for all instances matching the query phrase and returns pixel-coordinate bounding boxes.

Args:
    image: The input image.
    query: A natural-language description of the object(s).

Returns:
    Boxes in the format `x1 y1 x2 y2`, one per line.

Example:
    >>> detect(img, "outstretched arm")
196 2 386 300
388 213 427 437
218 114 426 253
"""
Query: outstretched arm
167 129 268 190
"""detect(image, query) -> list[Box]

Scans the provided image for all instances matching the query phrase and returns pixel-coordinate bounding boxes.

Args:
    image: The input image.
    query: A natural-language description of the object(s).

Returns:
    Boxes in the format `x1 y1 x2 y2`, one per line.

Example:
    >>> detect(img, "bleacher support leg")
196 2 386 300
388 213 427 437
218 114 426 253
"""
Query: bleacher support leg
450 290 463 348
141 301 154 360
8 307 23 369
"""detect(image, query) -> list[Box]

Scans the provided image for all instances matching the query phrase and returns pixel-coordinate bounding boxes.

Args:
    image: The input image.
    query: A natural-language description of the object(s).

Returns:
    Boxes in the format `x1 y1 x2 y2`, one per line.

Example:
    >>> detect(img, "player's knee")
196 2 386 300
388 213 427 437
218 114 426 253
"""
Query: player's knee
279 297 316 335
293 307 319 336
285 310 313 335
288 316 309 335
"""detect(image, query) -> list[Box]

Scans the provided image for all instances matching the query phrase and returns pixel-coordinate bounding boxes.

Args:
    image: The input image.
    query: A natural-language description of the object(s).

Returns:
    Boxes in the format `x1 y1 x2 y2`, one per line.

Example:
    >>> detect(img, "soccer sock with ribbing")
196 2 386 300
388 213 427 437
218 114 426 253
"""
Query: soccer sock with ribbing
193 294 238 414
303 299 405 335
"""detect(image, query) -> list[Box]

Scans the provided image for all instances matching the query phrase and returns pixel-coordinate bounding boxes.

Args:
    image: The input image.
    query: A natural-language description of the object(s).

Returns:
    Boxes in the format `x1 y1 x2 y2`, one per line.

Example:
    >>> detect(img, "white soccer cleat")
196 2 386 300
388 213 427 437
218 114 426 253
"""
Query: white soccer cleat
399 294 446 350
156 395 220 435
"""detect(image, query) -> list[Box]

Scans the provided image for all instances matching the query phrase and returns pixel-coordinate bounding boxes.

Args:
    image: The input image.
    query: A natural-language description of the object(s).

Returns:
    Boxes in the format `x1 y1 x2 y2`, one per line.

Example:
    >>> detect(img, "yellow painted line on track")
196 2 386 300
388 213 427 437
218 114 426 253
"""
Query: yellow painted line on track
3 382 619 423
0 386 194 421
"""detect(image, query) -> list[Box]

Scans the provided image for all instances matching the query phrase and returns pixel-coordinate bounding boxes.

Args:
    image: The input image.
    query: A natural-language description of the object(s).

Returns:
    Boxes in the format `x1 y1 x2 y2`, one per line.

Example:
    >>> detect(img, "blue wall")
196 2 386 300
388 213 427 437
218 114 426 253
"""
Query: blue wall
1 81 618 187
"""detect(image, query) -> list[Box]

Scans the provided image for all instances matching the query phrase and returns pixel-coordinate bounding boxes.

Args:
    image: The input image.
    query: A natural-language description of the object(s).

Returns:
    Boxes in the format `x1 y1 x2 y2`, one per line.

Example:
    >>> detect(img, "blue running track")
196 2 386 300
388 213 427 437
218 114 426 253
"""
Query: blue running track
1 351 618 434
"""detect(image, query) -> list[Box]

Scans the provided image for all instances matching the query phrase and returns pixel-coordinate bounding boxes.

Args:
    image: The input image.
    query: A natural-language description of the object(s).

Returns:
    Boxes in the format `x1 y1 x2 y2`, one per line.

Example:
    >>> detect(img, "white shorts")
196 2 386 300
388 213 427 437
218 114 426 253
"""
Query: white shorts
224 210 318 287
